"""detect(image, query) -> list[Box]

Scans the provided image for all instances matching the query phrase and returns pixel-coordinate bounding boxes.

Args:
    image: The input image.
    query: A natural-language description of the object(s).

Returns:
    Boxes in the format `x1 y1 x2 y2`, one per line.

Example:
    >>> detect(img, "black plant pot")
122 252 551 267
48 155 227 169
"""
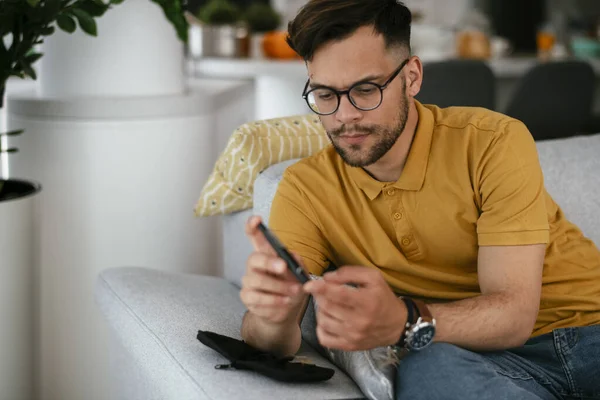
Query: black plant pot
0 179 41 202
0 178 41 400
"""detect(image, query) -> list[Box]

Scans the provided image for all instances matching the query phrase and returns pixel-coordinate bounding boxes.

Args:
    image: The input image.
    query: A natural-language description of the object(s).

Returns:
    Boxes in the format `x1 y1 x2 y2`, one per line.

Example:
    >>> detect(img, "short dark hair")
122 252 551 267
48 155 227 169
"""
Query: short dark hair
287 0 412 62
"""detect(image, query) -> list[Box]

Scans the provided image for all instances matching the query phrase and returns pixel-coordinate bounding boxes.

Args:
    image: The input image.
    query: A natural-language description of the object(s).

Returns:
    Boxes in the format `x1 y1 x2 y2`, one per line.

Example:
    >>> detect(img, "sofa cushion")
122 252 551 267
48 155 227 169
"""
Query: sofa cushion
253 158 302 225
194 115 328 217
222 209 255 288
536 133 600 244
95 267 363 400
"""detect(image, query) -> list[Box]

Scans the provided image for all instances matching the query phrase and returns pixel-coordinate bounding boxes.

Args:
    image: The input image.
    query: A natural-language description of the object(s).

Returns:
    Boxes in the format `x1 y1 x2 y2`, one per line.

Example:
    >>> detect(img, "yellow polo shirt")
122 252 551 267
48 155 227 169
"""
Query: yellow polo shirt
269 101 600 337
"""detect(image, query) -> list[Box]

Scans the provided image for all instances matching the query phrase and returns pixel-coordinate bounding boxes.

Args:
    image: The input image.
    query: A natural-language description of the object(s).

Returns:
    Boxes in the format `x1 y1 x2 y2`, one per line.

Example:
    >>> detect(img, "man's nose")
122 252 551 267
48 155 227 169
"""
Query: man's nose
335 94 362 125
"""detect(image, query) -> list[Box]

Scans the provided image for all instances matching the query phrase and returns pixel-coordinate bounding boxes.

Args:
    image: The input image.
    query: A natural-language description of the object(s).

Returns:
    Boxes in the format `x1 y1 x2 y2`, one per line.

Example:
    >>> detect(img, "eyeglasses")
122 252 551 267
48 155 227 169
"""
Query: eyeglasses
302 59 409 116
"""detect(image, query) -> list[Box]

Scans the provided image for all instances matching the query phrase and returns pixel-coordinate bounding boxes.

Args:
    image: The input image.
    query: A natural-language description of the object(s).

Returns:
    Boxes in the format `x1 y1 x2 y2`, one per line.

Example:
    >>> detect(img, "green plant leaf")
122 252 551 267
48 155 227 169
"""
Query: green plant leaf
149 0 189 42
57 14 77 33
110 0 125 4
1 130 25 137
244 3 281 33
39 26 56 36
197 0 240 25
25 52 43 65
26 0 41 7
70 9 97 36
8 71 26 79
4 148 20 154
45 0 63 15
79 0 109 17
0 35 7 60
21 63 37 80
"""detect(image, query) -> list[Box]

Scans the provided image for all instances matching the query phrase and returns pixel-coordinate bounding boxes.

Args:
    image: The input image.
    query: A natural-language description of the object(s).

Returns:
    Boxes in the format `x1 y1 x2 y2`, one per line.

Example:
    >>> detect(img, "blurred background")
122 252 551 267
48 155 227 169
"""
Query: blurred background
186 0 600 58
184 0 600 136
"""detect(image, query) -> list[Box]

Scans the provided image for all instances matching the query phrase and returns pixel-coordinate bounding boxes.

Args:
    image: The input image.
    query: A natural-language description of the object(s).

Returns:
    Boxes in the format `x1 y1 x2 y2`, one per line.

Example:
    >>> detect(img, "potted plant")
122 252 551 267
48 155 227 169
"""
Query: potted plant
187 0 249 58
0 0 188 99
197 0 240 25
0 1 187 398
244 1 282 58
0 0 189 192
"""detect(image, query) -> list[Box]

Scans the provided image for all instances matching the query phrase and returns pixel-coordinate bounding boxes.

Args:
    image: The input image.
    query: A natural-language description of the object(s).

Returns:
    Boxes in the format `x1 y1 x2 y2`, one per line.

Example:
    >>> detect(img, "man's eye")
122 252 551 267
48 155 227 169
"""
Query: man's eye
318 92 334 100
355 87 375 94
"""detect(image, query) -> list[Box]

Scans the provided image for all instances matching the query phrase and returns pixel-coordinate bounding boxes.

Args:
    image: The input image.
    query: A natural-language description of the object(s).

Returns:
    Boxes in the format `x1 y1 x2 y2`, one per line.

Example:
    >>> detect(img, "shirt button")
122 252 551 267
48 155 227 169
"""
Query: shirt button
393 212 403 220
387 189 396 196
401 237 411 246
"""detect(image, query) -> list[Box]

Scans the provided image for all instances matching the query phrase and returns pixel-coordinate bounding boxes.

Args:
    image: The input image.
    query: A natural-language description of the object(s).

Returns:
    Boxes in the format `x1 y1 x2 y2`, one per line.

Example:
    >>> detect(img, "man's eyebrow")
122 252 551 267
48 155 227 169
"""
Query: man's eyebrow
309 73 385 90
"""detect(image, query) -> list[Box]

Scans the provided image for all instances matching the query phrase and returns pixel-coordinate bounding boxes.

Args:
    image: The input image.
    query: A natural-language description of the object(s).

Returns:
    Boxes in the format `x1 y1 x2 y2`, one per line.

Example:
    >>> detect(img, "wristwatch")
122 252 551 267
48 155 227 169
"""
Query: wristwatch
392 297 436 353
404 298 436 351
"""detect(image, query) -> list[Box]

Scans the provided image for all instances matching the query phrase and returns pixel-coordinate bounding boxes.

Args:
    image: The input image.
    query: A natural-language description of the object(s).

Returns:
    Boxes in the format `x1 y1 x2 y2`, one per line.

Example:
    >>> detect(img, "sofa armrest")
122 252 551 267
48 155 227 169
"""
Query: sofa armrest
95 267 364 400
253 158 302 225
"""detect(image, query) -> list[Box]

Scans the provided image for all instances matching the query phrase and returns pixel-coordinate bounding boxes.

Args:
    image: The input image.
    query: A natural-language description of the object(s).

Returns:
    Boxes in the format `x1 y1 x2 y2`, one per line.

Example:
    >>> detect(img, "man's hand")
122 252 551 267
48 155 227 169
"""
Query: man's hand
240 216 307 325
304 266 407 351
240 216 309 357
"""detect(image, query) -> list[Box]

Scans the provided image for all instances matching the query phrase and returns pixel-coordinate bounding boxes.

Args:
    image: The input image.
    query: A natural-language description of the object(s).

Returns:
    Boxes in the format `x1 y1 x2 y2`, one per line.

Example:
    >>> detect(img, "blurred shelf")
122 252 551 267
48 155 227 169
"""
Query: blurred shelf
7 78 251 120
190 57 306 79
190 56 600 79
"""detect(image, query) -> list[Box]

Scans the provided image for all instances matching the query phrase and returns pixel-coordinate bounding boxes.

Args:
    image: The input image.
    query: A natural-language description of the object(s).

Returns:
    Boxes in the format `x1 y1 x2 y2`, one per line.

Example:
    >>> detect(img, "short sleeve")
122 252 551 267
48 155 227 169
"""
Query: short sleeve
476 121 550 246
269 170 332 276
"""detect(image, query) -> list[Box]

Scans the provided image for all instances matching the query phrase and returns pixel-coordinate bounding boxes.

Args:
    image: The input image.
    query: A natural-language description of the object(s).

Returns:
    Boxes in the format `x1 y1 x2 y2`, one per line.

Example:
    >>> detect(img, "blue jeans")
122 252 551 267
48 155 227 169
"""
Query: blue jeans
395 325 600 400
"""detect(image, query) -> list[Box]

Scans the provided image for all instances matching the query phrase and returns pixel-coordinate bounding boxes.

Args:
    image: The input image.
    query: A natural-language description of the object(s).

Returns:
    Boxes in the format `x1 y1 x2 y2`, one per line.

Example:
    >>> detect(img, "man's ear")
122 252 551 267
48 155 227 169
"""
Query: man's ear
406 56 423 98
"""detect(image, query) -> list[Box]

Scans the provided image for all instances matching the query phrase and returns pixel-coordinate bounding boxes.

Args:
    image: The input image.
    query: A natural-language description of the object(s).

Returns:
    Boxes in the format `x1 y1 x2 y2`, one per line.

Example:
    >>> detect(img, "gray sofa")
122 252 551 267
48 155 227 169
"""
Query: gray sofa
95 133 600 400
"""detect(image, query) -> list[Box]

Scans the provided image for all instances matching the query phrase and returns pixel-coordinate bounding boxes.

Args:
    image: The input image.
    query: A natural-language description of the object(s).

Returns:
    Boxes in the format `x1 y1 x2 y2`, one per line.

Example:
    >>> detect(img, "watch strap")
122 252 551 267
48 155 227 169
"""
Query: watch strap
401 297 416 325
397 297 417 346
412 298 434 322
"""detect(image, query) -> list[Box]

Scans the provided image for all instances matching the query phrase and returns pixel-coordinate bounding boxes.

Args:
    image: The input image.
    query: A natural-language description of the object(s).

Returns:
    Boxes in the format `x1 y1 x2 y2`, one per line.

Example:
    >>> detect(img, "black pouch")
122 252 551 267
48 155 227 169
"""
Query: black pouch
197 330 335 383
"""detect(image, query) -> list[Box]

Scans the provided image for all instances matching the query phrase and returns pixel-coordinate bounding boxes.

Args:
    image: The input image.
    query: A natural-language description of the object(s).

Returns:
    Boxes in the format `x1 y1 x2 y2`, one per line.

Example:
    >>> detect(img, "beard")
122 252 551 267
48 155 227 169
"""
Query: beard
326 83 409 168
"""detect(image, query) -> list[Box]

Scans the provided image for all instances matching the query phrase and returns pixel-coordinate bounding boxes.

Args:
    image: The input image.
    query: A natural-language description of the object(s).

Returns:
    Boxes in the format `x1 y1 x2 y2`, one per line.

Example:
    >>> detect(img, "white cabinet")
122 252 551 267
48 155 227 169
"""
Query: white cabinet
6 79 252 400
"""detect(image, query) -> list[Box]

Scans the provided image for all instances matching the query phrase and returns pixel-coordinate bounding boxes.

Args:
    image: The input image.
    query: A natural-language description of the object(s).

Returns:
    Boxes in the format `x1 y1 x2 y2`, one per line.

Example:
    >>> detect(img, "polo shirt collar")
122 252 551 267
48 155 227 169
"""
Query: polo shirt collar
347 100 434 200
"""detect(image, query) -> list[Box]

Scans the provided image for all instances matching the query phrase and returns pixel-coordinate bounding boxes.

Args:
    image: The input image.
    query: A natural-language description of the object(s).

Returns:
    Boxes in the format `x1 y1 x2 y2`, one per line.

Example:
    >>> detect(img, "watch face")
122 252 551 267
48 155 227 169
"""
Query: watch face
409 323 436 351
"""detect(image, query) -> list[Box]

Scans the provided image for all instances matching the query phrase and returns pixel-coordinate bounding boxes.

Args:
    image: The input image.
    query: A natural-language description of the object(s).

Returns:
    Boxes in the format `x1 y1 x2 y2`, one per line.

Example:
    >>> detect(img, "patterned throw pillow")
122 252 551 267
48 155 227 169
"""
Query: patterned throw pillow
194 114 329 217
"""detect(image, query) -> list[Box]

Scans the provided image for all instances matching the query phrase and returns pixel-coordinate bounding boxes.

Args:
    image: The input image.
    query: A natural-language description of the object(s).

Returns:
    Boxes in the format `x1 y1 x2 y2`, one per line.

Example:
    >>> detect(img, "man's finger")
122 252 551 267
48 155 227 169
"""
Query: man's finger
314 295 354 319
242 273 302 297
316 302 352 326
322 265 380 286
247 252 287 275
316 315 345 339
316 325 355 351
305 280 358 308
245 215 276 254
303 278 326 294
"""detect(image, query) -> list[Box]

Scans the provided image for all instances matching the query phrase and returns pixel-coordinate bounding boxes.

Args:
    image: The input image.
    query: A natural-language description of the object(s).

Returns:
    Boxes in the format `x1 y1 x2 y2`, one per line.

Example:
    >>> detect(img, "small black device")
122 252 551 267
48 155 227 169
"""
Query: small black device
257 222 311 284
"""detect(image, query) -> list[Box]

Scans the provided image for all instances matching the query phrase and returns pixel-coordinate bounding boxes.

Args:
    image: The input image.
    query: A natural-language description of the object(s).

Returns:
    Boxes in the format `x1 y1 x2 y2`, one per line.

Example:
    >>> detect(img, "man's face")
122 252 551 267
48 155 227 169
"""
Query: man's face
307 26 410 168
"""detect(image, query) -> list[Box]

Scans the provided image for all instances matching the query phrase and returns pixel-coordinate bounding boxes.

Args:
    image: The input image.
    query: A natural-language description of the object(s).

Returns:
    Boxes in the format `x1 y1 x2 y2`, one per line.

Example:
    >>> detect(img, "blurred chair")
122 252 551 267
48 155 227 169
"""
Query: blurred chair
416 60 496 110
504 61 595 141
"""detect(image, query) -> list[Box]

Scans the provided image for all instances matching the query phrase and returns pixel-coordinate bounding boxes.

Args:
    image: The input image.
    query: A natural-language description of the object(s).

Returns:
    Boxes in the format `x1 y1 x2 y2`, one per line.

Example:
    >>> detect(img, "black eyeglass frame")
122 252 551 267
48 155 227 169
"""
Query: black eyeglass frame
301 58 410 116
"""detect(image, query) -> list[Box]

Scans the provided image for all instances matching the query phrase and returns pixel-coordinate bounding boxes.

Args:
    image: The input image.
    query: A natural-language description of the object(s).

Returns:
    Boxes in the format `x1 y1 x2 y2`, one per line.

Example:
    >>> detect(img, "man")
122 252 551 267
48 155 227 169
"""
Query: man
239 0 600 399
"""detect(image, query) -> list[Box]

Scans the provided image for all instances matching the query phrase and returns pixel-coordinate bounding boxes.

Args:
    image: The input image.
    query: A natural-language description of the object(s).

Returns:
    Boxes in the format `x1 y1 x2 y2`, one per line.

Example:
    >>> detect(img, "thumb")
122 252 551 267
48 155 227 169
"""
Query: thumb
322 265 378 286
244 215 275 255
